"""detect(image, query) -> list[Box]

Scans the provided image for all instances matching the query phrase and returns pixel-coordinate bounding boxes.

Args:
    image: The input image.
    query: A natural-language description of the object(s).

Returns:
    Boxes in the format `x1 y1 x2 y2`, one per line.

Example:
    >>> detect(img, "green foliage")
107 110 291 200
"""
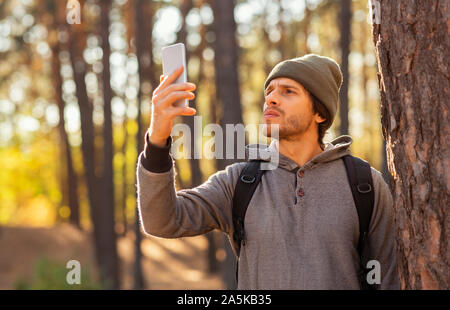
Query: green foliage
14 258 102 290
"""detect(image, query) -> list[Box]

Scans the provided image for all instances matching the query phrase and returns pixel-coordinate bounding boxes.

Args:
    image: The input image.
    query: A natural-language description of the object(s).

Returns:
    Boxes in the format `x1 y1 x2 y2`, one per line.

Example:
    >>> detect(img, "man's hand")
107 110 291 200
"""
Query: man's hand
148 66 196 147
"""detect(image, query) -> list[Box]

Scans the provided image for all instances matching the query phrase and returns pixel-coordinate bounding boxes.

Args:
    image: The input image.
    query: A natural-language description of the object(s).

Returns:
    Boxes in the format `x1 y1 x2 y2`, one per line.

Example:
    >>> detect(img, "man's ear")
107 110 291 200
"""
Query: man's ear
315 113 326 124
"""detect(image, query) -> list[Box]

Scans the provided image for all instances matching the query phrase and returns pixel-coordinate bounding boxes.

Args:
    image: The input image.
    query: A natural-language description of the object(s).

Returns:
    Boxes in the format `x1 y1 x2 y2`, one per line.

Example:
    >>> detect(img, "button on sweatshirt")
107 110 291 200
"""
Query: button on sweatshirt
136 132 400 289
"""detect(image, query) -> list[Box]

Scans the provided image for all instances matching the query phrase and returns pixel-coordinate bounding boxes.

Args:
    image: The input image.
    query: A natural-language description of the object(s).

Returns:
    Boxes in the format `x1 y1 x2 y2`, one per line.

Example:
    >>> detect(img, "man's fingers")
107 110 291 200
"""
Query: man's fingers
167 106 197 117
153 66 184 96
155 91 195 108
153 82 196 103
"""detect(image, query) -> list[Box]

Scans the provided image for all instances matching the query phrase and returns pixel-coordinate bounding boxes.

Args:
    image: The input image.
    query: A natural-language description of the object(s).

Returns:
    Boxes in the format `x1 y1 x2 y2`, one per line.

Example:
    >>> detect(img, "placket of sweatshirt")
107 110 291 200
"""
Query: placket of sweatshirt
294 163 312 207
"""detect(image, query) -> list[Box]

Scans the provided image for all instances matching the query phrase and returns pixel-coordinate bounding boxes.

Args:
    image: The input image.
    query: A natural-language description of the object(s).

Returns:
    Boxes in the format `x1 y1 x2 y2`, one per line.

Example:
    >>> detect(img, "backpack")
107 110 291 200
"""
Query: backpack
231 154 377 289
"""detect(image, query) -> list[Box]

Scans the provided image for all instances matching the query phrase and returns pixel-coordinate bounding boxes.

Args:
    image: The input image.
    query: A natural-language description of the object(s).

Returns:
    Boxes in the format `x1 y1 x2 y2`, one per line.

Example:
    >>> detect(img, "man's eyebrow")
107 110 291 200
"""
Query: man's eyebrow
279 84 299 90
265 85 274 94
265 84 300 94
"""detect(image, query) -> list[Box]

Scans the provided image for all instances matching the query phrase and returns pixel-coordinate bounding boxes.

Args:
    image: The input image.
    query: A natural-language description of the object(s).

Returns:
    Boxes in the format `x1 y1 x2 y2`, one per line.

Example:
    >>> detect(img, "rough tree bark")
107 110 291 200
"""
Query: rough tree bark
371 0 449 289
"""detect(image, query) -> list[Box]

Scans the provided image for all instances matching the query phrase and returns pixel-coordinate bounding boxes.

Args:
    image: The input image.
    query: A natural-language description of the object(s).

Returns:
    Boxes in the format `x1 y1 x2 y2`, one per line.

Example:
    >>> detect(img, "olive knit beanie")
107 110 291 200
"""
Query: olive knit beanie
264 54 343 129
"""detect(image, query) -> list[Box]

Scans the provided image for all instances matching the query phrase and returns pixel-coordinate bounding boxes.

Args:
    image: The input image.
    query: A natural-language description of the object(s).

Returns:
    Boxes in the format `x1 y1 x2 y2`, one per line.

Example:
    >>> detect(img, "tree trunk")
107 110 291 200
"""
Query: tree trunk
51 41 81 228
99 0 120 289
338 0 351 136
211 0 242 290
121 118 129 237
372 0 449 289
46 1 81 229
262 3 276 75
303 1 311 54
133 0 145 290
133 0 158 289
67 20 103 275
205 18 221 274
177 0 220 275
381 139 390 183
198 21 220 274
211 0 244 169
275 0 287 60
177 0 203 190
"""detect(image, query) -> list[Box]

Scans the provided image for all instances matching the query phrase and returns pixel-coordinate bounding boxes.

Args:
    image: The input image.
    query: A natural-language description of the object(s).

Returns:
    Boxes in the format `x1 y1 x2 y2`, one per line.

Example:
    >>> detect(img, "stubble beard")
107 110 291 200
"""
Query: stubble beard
264 113 313 141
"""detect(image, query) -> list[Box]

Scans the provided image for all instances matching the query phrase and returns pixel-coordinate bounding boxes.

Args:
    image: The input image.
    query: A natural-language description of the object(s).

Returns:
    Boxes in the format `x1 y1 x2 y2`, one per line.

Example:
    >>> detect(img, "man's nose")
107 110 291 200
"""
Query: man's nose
265 92 280 107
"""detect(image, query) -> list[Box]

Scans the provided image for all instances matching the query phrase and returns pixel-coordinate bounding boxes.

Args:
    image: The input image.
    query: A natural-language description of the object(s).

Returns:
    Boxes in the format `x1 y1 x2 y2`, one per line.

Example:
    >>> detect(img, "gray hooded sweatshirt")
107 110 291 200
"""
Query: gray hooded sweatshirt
136 135 400 290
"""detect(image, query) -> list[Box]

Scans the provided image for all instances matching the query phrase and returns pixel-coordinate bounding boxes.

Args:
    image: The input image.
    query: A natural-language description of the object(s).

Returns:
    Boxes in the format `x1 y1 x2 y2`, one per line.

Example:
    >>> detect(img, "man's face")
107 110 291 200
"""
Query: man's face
262 77 323 139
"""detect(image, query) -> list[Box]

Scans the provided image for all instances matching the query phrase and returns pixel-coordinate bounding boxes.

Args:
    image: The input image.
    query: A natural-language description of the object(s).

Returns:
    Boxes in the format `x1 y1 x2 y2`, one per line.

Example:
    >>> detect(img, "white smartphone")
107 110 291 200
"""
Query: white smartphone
162 43 188 107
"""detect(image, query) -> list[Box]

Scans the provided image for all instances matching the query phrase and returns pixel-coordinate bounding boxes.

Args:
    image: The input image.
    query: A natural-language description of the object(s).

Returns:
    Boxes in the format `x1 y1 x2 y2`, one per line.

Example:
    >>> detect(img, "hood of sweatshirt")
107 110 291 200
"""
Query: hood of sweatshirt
245 135 353 171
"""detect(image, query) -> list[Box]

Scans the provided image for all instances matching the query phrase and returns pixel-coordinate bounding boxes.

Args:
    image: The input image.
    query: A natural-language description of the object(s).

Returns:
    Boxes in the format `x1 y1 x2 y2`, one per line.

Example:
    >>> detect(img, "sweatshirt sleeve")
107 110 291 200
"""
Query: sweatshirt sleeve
136 145 246 239
140 130 173 173
366 169 400 290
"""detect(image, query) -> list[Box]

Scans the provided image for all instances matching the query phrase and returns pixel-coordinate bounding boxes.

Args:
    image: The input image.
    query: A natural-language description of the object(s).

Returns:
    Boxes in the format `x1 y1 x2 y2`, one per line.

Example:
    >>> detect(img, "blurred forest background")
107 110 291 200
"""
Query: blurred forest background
0 0 387 289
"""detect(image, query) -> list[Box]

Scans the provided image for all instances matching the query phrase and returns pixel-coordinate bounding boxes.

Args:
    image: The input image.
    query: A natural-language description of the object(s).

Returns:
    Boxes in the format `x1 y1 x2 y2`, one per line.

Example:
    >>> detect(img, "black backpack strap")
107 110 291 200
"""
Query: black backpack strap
232 160 266 258
232 160 266 285
342 155 376 289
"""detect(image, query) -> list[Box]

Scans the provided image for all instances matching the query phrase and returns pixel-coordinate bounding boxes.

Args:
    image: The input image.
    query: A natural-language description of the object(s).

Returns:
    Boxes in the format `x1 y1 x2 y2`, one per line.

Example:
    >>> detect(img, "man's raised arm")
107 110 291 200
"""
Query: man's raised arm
136 66 244 240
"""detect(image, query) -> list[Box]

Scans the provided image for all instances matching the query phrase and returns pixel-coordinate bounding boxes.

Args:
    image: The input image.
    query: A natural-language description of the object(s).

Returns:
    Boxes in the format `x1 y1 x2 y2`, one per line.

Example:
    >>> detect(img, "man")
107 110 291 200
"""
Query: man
136 54 399 289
